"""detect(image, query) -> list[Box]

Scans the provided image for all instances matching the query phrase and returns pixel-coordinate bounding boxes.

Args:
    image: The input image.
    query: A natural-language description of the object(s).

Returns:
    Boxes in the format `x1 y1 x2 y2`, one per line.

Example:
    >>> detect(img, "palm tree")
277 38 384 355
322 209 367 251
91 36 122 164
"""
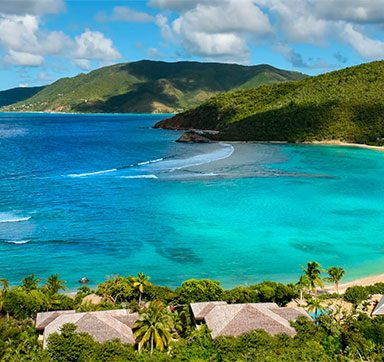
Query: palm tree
44 274 66 295
296 275 310 305
133 301 173 353
302 261 324 294
21 274 40 291
0 278 9 313
325 266 345 294
130 272 152 304
306 298 326 319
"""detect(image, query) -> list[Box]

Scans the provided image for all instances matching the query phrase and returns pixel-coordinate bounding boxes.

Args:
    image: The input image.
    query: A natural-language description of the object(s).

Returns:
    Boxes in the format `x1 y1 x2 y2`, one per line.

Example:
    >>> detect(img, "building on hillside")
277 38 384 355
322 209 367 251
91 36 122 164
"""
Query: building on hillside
372 296 384 316
35 309 139 348
190 302 311 338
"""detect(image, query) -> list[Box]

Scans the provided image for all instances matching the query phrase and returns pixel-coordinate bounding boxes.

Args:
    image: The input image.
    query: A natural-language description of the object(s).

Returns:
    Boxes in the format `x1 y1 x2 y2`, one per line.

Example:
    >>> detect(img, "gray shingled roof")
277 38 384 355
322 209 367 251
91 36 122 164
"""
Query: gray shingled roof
373 296 384 316
193 303 311 339
36 309 139 348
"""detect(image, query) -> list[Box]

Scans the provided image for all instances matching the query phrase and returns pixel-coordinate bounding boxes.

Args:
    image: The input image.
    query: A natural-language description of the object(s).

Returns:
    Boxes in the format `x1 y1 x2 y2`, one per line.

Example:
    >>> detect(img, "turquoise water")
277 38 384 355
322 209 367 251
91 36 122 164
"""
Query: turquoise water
1 113 384 288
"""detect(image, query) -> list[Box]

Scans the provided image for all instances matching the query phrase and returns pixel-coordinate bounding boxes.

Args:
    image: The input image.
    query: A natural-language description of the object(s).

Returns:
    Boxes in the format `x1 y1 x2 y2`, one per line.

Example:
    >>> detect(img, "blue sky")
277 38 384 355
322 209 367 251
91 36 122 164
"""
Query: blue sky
0 0 383 90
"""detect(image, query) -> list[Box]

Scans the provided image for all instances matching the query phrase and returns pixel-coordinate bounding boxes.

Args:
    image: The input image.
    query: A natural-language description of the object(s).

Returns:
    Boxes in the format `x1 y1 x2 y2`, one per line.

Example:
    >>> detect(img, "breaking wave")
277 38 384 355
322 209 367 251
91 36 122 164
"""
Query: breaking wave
0 213 31 223
121 174 158 179
5 240 30 244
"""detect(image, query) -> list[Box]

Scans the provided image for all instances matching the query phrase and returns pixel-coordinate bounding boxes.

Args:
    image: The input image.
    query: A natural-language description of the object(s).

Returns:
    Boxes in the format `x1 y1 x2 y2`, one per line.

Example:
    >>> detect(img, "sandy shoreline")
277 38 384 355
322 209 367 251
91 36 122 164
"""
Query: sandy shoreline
306 140 384 152
324 273 384 294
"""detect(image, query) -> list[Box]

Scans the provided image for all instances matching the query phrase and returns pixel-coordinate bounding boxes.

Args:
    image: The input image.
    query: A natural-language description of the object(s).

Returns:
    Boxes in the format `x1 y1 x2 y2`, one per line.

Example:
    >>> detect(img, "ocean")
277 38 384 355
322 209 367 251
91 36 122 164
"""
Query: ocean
1 113 384 289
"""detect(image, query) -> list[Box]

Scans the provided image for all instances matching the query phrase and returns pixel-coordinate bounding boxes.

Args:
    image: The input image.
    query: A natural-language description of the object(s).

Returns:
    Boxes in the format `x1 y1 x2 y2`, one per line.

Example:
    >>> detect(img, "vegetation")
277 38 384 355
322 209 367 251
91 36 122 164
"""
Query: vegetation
302 261 324 294
0 265 383 361
133 301 174 353
0 86 44 107
0 60 306 114
326 267 345 294
156 60 384 146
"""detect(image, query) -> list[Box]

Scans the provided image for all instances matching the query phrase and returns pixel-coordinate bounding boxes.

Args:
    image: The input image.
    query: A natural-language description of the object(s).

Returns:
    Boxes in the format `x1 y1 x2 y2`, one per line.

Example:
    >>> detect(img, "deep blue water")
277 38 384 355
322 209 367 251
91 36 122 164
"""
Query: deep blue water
1 113 384 289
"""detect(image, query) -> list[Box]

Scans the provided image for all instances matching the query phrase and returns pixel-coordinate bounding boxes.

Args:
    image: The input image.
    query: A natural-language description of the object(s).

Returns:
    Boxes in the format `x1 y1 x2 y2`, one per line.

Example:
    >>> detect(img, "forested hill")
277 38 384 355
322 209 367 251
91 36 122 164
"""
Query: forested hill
0 86 45 107
0 60 306 114
155 61 384 145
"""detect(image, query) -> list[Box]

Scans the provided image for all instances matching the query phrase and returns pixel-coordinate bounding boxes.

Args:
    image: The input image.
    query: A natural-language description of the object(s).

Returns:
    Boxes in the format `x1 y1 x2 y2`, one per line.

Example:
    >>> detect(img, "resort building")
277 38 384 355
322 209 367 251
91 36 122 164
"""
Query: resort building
190 302 311 338
35 309 139 348
373 296 384 316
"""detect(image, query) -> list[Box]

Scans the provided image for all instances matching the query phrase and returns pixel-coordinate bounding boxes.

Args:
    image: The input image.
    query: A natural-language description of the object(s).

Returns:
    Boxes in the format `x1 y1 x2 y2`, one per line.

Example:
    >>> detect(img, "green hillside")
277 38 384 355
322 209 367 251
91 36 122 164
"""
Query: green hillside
0 86 45 107
155 61 384 145
1 60 306 114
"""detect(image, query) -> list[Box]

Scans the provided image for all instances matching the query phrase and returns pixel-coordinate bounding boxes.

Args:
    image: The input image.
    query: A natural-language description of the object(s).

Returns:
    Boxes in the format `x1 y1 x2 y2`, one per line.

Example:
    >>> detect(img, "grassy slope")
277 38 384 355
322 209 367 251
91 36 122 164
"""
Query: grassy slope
0 86 45 107
1 60 306 114
155 61 384 145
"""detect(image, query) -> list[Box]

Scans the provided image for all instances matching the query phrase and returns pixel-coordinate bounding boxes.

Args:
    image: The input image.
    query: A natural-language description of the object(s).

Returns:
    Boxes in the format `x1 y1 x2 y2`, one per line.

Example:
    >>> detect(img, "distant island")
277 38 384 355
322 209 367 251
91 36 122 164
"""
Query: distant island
0 60 306 114
155 61 384 146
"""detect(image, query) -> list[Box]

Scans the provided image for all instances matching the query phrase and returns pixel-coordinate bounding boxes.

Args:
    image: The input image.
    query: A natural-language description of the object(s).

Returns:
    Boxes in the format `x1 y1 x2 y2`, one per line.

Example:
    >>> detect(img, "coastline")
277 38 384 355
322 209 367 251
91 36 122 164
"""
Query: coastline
305 140 384 152
324 273 384 294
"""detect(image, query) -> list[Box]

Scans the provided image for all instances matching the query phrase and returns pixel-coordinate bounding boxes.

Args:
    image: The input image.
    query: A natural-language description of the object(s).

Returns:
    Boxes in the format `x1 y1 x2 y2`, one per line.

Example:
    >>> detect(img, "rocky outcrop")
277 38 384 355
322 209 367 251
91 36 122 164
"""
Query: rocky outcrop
176 131 212 143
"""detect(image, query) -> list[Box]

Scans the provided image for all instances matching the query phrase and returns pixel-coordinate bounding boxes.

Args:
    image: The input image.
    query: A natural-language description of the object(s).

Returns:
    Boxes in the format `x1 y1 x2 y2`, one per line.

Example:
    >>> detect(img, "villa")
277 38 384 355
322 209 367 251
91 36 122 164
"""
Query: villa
190 301 311 338
373 296 384 316
35 309 139 348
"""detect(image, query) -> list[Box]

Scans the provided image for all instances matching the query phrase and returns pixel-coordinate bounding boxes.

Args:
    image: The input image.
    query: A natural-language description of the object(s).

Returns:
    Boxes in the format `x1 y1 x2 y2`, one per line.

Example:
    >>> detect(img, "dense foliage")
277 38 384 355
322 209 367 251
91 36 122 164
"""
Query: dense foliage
1 60 306 114
0 269 383 361
0 86 44 107
156 60 384 145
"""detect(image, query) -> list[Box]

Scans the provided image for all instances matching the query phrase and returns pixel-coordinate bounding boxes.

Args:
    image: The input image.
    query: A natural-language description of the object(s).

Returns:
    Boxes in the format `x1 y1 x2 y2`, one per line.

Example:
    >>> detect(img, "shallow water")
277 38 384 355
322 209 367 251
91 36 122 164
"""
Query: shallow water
0 113 384 288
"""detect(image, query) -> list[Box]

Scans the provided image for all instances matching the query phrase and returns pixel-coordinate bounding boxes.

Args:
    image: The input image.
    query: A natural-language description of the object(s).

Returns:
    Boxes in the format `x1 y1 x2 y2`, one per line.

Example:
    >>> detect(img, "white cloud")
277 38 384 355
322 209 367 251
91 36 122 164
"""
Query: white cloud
19 83 29 88
5 50 43 66
314 0 384 24
156 0 271 62
74 30 122 62
73 58 91 70
256 0 328 44
0 0 65 15
147 47 161 58
95 6 154 23
155 15 174 42
342 24 384 59
37 71 53 82
148 0 214 11
0 14 70 65
175 0 272 35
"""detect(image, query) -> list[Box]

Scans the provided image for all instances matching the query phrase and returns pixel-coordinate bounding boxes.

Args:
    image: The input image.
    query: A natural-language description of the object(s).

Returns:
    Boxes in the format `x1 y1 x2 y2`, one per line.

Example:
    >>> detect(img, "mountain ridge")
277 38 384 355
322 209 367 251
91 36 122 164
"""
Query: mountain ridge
155 61 384 146
0 60 307 114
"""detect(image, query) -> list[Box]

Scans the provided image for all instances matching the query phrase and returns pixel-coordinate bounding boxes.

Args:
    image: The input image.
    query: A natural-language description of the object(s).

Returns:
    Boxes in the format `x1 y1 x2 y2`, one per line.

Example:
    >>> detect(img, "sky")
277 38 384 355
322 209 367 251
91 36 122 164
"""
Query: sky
0 0 384 90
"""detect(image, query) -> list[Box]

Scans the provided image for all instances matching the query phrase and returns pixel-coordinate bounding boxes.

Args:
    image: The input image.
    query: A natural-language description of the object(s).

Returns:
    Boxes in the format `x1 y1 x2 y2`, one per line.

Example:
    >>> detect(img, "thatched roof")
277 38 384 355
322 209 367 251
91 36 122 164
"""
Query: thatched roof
194 303 310 339
190 301 228 321
36 309 139 348
373 295 384 316
35 310 76 331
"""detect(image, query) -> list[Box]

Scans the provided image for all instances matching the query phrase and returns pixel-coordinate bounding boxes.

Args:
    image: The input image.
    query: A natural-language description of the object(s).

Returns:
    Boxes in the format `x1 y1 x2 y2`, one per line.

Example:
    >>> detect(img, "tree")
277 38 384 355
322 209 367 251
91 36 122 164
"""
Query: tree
129 272 152 304
343 286 370 306
297 275 311 305
97 276 134 304
325 267 345 294
0 278 9 313
306 298 326 319
176 279 225 304
44 274 67 295
302 262 324 294
21 275 40 291
133 301 173 353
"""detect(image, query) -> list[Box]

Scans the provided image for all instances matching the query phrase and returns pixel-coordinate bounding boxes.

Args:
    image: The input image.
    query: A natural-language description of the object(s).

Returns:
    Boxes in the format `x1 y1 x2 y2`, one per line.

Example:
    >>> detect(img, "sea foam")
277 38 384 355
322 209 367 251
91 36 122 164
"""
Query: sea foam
5 240 30 244
68 168 118 177
0 213 31 223
121 174 158 179
136 143 234 172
